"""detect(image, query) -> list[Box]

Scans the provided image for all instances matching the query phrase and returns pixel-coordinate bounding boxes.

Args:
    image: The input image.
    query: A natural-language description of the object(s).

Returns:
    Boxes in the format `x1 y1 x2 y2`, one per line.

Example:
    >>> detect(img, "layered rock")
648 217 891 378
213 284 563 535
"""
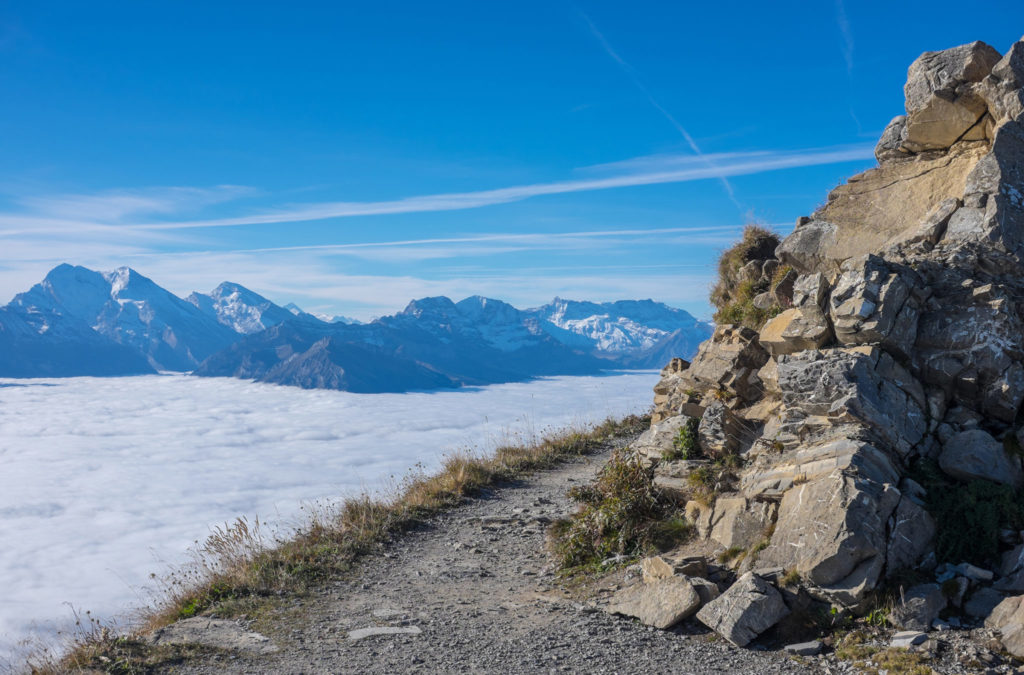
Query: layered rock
638 36 1024 646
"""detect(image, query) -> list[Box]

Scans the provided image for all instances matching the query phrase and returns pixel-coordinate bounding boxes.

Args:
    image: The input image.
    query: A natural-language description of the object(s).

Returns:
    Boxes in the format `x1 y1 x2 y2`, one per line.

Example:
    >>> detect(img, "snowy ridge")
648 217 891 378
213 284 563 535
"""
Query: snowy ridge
1 264 711 385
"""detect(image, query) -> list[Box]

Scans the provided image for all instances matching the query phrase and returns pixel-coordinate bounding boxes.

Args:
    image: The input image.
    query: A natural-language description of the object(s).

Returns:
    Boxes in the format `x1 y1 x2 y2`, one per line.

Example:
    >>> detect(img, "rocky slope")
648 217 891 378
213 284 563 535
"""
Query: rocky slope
622 37 1024 660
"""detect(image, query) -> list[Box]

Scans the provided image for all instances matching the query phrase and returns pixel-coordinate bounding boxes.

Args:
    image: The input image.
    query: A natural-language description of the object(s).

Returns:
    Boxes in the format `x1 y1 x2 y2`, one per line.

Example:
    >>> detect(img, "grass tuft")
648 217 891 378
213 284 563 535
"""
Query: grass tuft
709 224 783 330
549 448 692 571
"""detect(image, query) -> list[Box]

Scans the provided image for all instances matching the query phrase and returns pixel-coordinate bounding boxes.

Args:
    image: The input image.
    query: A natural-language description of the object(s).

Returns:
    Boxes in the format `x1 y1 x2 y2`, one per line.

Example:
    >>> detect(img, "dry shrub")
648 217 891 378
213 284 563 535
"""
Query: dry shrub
549 449 692 570
709 224 782 329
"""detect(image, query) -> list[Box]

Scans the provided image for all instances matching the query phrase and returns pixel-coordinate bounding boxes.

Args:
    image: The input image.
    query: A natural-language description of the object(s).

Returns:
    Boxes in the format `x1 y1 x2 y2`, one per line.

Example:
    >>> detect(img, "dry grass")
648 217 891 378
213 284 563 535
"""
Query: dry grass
548 448 693 571
32 413 648 673
709 224 783 330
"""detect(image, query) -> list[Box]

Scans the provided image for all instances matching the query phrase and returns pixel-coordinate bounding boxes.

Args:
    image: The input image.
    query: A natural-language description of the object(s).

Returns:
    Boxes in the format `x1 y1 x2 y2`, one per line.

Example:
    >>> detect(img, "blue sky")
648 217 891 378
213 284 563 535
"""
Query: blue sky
1 2 1022 320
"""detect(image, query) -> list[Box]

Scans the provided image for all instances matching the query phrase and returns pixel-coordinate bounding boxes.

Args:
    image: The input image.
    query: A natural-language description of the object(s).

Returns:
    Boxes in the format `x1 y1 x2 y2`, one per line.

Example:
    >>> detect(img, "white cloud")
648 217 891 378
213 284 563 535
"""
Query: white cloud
125 145 872 230
0 145 870 236
0 372 657 660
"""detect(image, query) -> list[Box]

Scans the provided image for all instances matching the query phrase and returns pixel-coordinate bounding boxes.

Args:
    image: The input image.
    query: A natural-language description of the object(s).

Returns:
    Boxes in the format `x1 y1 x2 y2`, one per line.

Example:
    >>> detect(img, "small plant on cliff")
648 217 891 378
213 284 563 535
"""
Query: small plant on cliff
709 224 783 330
910 458 1024 566
662 417 700 461
550 449 692 570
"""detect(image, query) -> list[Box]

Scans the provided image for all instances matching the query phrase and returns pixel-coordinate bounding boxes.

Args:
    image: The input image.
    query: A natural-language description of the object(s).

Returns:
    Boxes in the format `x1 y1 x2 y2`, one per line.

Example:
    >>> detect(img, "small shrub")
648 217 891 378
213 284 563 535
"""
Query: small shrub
550 450 692 570
716 546 745 564
662 417 700 461
686 465 719 505
781 568 801 587
910 458 1024 565
709 224 783 330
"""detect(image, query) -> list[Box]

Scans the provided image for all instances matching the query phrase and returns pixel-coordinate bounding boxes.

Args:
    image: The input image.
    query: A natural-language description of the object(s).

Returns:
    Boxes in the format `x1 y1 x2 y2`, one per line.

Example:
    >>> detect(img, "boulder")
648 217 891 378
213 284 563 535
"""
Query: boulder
757 473 899 607
741 437 900 499
888 583 947 631
792 273 829 310
640 556 674 583
901 41 1001 152
979 38 1024 124
913 280 1024 423
697 401 749 457
776 144 987 275
650 326 769 422
1001 543 1024 577
828 255 923 359
875 115 909 162
695 572 790 647
938 429 1023 487
757 306 832 357
632 415 694 464
985 594 1024 658
684 325 770 403
607 575 703 629
688 576 722 605
964 587 1005 619
775 348 927 456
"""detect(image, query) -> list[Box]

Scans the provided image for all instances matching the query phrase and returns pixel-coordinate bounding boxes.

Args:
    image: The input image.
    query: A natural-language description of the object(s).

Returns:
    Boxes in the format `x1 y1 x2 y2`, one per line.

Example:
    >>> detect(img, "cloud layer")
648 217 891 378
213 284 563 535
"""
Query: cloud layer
0 371 657 661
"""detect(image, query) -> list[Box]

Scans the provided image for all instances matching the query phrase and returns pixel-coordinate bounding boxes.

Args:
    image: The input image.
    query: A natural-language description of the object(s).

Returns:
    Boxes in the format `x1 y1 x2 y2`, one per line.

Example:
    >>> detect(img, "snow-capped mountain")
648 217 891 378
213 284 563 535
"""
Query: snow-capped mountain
9 264 239 371
0 302 155 377
0 265 711 387
526 298 712 365
187 282 297 335
283 302 361 325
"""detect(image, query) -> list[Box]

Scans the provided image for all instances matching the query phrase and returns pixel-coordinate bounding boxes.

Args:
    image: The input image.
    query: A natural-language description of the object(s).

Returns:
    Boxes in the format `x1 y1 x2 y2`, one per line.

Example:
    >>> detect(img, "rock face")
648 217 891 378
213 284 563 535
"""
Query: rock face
641 36 1024 635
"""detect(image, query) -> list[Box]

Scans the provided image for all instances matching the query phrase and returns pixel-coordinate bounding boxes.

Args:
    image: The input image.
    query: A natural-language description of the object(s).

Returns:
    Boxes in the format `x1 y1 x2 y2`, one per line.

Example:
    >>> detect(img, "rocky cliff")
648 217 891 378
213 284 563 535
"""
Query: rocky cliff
624 37 1024 656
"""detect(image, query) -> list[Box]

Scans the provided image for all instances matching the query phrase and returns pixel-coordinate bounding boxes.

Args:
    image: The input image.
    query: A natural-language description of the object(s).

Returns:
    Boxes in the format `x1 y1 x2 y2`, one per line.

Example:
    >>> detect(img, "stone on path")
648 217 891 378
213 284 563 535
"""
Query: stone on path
147 617 279 654
348 626 423 640
695 572 789 647
607 576 702 629
888 583 947 631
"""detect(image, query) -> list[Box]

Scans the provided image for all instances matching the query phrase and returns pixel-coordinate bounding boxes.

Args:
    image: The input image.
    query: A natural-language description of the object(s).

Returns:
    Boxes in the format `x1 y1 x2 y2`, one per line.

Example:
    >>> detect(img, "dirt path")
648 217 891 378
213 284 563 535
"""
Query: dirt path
161 436 817 674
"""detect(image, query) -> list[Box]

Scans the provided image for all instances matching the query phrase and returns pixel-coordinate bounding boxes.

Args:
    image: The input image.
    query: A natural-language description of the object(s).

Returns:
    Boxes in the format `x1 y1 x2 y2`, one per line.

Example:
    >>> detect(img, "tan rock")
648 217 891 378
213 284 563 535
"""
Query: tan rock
757 307 832 357
641 556 675 583
985 594 1024 658
777 144 987 275
757 472 900 607
707 496 776 550
607 576 702 629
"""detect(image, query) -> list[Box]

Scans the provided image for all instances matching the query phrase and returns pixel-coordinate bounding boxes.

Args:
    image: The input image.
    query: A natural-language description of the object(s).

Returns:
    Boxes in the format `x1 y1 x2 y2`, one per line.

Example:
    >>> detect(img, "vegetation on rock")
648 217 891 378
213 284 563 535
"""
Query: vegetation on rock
662 417 700 461
709 224 783 329
911 458 1024 566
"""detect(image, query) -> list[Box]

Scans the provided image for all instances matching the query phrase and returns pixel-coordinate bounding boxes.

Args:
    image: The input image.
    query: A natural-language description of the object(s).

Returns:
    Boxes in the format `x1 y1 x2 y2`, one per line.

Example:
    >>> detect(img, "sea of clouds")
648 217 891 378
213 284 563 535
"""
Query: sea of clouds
0 371 657 659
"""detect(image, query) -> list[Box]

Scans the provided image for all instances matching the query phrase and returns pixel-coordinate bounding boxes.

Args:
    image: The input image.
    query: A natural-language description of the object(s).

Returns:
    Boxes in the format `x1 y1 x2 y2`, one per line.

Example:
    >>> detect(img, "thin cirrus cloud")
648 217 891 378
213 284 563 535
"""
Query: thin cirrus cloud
0 145 872 236
125 144 873 231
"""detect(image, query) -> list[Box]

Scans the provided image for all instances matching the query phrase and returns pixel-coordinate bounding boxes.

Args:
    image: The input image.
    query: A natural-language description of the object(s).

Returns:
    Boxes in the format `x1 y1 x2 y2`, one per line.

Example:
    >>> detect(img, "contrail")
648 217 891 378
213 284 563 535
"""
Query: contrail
574 8 745 215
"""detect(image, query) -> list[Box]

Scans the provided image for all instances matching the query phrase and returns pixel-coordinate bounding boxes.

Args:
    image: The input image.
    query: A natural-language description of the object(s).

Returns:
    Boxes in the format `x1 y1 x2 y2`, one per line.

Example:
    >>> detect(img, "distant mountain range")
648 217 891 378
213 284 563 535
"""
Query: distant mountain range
0 264 712 392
